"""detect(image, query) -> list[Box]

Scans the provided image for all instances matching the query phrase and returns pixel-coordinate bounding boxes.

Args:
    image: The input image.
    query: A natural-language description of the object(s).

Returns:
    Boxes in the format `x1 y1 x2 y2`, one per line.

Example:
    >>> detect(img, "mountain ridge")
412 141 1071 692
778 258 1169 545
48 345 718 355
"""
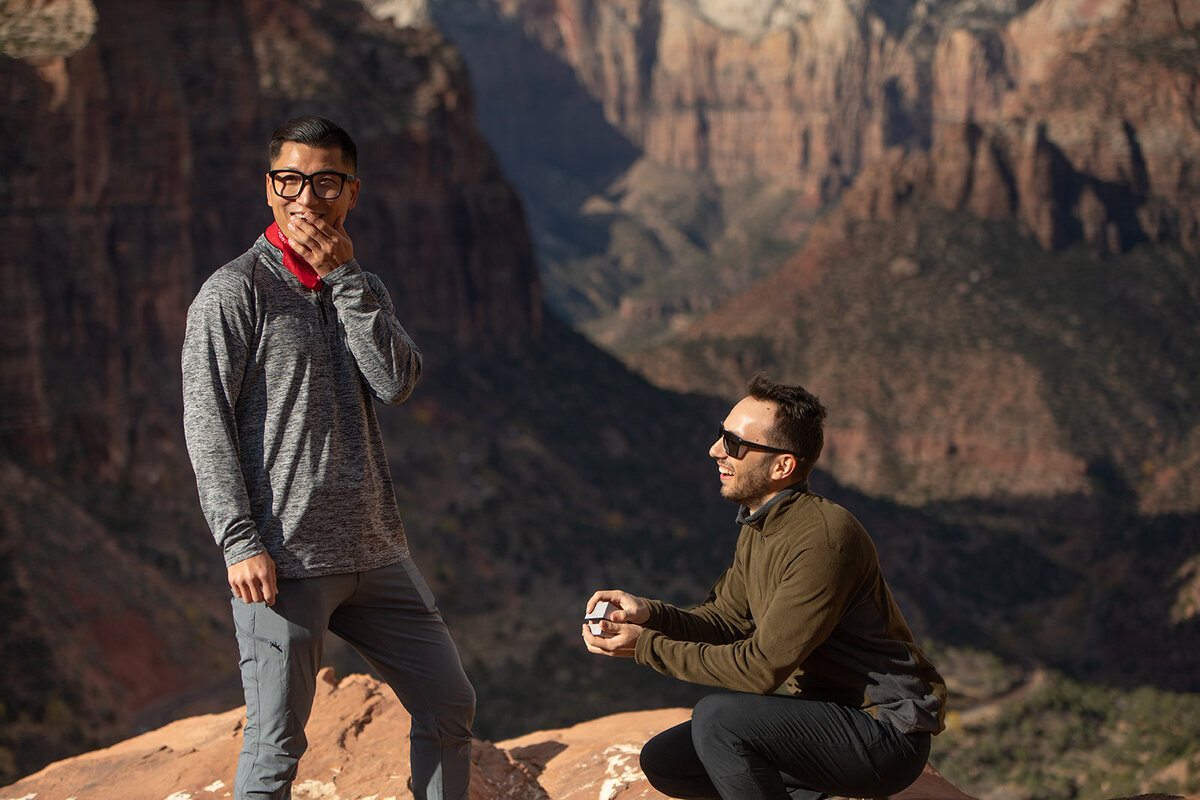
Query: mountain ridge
430 0 1200 332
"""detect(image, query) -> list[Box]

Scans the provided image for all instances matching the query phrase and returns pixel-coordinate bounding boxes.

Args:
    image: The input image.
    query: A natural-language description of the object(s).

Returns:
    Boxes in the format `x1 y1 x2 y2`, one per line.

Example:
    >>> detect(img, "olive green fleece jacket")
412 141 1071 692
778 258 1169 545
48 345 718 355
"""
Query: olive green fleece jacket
633 485 947 735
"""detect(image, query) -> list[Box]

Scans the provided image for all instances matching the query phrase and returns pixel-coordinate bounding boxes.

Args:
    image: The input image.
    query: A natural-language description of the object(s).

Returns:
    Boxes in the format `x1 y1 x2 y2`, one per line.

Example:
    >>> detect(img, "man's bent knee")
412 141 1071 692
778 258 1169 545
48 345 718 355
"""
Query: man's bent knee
639 729 674 784
442 678 476 736
639 720 722 800
411 677 475 744
689 694 743 751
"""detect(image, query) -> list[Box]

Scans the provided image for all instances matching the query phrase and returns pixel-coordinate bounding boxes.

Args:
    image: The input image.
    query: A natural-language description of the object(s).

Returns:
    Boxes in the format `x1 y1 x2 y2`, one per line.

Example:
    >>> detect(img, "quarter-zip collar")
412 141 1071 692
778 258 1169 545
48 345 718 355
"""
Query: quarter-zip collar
254 236 329 324
735 481 810 531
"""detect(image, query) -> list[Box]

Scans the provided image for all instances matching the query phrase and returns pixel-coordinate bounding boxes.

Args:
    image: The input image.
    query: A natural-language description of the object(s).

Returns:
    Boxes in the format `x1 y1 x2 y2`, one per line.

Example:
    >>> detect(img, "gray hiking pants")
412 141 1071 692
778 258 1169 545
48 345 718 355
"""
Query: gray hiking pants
231 557 475 800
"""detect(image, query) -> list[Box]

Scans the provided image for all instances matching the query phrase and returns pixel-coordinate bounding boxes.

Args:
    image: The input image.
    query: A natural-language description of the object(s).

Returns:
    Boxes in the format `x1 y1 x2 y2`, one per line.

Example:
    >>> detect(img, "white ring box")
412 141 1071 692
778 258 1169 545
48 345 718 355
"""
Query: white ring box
585 600 618 637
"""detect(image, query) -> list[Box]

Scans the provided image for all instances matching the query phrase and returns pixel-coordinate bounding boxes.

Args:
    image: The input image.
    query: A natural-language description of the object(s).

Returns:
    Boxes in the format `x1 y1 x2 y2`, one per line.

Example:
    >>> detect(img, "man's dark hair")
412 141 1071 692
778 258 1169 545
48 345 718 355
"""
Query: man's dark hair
747 373 827 467
268 115 357 173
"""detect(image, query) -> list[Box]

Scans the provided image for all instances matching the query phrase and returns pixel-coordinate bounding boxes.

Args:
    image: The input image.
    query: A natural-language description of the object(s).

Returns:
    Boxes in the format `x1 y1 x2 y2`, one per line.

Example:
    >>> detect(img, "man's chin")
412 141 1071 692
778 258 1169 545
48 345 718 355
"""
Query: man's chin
719 485 745 505
722 486 771 510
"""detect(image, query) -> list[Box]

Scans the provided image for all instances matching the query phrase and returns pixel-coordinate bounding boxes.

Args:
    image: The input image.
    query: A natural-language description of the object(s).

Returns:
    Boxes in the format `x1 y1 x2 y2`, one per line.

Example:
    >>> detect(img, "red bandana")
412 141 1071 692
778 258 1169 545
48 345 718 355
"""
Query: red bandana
265 222 324 291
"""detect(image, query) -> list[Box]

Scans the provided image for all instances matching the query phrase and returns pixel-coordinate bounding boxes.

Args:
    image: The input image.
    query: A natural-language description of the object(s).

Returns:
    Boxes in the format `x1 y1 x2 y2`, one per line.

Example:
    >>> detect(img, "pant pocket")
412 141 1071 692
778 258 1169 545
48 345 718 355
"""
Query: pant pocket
401 557 439 613
232 597 284 653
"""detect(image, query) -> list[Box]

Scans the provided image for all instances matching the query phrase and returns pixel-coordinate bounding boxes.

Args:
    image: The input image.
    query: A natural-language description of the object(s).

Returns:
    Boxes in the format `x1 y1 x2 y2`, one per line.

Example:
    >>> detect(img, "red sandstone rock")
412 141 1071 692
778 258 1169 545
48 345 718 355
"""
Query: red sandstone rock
13 669 1183 800
500 708 691 800
0 0 543 775
0 670 986 800
443 0 1200 256
0 670 546 800
609 0 1200 511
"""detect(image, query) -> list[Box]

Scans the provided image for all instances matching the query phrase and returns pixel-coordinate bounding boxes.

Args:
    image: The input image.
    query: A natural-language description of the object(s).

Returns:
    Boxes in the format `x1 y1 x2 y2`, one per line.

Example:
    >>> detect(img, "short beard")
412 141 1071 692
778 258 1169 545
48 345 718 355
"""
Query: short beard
721 455 775 509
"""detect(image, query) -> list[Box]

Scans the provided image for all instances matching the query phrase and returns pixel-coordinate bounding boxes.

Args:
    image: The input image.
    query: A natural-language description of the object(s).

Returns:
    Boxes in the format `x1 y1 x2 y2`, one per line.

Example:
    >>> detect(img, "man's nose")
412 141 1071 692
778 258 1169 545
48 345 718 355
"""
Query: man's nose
709 438 725 458
294 181 320 204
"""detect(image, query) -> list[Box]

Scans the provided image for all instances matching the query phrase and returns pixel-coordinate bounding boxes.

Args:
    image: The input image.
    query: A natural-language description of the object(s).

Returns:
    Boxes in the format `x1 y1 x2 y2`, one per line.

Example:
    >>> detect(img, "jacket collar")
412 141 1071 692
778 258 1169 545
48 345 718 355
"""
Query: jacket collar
735 481 810 530
254 235 311 292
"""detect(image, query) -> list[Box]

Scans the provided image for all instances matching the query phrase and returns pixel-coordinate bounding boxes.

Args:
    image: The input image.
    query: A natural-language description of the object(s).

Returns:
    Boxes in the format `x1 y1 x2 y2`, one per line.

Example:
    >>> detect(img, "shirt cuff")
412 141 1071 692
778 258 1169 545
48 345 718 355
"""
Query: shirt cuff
634 628 660 666
320 258 362 284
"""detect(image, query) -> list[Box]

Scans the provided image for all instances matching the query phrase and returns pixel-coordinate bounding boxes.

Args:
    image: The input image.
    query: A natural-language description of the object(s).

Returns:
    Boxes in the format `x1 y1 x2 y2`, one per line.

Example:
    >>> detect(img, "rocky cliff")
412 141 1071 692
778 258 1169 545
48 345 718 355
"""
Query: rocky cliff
430 0 1200 512
1 669 1196 800
620 0 1200 511
0 0 540 779
436 0 1200 250
4 0 1200 796
929 0 1200 255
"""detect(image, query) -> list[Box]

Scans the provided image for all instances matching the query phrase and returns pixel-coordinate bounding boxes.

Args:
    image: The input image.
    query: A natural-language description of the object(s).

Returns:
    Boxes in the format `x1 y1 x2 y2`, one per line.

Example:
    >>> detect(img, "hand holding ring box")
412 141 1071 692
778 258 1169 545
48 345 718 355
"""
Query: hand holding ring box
585 600 618 637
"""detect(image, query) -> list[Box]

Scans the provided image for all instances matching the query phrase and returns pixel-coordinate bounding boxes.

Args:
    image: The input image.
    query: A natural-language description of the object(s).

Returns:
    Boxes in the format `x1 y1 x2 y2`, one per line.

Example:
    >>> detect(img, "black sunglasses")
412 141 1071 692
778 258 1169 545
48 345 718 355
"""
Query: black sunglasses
718 425 795 460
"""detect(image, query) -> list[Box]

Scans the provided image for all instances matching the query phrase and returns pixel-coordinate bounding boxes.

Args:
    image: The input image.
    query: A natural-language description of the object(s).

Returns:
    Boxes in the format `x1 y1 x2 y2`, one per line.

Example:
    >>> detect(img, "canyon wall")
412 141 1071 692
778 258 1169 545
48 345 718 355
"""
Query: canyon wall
1 0 541 483
928 0 1200 253
433 0 1200 511
438 0 1200 254
0 0 541 776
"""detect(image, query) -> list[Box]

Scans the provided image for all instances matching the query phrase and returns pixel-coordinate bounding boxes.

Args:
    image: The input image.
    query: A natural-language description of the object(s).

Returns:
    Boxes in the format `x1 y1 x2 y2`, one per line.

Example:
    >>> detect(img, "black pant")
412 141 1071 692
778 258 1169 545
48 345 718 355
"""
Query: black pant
639 693 930 800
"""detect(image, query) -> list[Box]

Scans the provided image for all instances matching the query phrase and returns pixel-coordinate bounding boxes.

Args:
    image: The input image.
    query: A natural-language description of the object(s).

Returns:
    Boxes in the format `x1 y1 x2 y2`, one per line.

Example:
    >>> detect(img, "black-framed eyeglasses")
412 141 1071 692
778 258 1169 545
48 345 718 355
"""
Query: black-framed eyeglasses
268 170 355 200
718 425 795 460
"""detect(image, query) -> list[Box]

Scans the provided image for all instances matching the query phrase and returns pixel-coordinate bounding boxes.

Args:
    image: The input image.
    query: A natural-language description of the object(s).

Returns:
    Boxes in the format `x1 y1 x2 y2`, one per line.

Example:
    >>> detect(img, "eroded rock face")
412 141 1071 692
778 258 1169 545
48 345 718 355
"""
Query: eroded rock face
0 0 541 477
444 0 914 206
0 670 978 800
460 0 1199 511
929 0 1200 254
436 0 1199 254
0 0 541 780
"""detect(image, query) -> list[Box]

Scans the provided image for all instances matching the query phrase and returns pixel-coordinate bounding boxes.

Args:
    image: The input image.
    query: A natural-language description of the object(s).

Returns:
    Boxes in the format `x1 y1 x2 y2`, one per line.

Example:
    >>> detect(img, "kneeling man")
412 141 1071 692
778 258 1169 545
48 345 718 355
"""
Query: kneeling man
583 374 946 800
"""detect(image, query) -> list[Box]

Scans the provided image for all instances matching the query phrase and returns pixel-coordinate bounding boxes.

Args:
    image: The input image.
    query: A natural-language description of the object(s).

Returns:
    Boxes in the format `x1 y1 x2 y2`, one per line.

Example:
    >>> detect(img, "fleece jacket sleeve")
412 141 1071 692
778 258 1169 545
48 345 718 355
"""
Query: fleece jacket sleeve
641 536 756 645
635 543 862 695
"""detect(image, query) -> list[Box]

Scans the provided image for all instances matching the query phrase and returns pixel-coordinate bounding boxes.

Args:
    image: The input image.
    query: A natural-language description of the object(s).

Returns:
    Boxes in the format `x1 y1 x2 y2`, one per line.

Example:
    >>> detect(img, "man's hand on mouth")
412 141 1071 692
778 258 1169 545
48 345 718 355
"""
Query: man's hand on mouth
286 212 354 276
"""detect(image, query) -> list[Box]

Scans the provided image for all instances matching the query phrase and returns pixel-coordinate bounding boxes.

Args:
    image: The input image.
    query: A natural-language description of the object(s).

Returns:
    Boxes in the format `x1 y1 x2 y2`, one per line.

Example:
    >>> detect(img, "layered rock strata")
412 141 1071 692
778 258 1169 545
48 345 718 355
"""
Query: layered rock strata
436 0 1200 253
0 0 540 778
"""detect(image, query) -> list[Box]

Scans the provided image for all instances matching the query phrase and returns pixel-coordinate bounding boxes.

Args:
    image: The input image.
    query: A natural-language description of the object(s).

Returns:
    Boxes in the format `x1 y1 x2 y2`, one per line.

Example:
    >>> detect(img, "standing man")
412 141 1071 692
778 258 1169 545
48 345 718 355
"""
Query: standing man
183 115 475 800
583 375 945 800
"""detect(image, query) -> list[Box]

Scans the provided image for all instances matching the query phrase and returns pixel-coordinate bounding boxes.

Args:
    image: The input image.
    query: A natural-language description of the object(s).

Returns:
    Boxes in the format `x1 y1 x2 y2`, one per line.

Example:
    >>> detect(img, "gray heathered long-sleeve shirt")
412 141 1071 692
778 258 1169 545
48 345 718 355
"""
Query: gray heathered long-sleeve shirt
182 235 420 578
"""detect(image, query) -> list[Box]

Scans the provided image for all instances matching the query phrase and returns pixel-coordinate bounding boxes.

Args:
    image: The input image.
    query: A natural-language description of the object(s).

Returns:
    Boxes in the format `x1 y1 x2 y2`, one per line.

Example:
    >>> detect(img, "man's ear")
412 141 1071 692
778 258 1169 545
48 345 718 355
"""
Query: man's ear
773 454 799 481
